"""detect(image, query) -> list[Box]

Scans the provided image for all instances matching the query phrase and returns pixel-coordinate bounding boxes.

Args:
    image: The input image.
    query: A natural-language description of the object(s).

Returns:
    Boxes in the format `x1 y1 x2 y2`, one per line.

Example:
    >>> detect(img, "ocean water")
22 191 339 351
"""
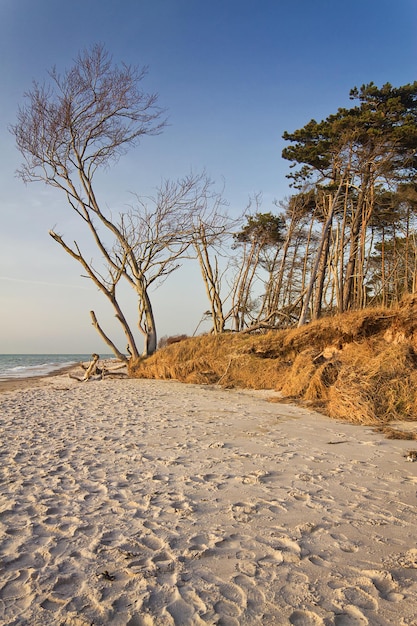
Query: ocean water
0 354 113 379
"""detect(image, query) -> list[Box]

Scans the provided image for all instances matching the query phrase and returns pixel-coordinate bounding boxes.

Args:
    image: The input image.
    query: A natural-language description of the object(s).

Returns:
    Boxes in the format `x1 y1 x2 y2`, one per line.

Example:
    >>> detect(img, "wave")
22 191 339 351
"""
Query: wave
0 354 113 379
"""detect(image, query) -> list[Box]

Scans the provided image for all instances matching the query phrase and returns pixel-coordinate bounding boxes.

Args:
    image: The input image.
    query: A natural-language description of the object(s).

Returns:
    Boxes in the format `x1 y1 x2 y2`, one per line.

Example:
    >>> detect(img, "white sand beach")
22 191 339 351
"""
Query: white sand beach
1 370 417 625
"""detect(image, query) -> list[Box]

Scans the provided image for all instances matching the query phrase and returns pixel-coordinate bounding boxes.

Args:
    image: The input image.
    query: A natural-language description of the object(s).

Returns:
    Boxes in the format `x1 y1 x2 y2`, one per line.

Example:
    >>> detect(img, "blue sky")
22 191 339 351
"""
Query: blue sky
0 0 416 354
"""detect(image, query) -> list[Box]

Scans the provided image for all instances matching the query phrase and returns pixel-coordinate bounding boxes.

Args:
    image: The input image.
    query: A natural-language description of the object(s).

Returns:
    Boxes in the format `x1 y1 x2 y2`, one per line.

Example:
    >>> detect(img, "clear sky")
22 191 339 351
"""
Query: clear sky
1 0 416 354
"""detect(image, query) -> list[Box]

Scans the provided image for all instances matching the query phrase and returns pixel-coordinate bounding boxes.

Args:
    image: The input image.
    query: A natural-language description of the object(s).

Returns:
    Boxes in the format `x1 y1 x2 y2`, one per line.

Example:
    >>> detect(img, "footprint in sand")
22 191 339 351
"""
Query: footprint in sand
188 532 215 551
278 572 315 607
333 605 369 625
0 574 33 611
330 532 359 554
215 535 241 551
230 501 258 522
289 609 326 625
337 586 378 611
192 574 246 624
308 553 333 568
364 569 404 602
50 572 85 601
141 533 166 552
236 560 257 577
274 536 302 563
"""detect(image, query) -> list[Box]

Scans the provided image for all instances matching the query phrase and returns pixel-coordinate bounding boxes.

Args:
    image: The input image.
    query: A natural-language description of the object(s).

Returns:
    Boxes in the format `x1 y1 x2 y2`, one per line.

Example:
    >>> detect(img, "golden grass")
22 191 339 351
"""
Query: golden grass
129 296 417 430
130 333 288 389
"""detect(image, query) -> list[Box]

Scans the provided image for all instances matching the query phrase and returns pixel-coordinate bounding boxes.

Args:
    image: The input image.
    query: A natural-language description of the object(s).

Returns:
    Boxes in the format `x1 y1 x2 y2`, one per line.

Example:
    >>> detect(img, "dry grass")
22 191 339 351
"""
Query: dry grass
130 333 288 389
130 295 417 431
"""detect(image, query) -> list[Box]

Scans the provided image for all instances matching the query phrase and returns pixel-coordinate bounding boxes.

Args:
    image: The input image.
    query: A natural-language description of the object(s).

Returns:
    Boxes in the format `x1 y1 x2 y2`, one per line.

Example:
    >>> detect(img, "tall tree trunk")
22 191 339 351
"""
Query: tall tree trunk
338 189 349 313
405 206 411 295
298 182 344 327
256 247 281 324
138 287 158 357
381 226 386 306
269 212 299 319
312 225 331 321
342 169 371 311
231 243 258 331
195 241 225 334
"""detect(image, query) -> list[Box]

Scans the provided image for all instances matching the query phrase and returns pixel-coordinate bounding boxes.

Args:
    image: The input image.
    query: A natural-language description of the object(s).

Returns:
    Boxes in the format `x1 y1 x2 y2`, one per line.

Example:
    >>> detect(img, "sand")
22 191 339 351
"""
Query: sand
1 369 417 625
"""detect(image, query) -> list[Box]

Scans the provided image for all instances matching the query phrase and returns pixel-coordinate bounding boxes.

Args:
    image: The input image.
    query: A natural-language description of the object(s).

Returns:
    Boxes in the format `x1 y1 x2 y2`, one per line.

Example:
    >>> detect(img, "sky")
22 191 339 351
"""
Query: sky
0 0 416 354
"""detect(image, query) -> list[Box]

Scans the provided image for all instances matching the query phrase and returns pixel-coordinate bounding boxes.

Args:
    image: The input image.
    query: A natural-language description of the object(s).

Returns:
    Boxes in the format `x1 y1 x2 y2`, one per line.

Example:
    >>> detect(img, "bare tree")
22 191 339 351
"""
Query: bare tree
117 173 220 354
187 178 234 334
11 44 186 359
229 198 285 331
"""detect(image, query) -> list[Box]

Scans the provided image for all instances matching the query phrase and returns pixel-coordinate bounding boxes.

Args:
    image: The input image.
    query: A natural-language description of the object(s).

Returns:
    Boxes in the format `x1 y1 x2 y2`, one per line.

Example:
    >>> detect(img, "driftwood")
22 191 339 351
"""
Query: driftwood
69 354 128 382
83 353 100 380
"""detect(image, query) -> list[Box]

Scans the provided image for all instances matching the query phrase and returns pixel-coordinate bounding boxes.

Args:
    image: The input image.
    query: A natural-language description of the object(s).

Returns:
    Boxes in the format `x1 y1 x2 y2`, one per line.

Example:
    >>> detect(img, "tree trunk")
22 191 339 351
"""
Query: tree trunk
144 329 157 357
342 170 371 311
269 211 299 318
298 183 343 327
231 242 258 331
312 225 331 321
194 240 225 334
140 289 158 356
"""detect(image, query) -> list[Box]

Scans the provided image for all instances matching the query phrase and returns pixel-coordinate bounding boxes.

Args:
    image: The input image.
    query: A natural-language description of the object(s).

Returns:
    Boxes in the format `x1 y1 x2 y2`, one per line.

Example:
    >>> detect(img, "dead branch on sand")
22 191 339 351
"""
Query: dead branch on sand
69 354 128 382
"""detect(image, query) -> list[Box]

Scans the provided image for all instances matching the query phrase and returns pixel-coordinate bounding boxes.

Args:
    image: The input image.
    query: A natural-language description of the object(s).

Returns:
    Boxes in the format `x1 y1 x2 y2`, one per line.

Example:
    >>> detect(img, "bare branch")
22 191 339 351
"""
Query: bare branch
90 311 128 362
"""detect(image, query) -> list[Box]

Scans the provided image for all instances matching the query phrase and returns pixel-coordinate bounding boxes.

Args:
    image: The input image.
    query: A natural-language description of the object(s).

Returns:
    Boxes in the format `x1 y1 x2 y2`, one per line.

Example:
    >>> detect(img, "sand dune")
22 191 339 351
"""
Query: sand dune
1 372 417 625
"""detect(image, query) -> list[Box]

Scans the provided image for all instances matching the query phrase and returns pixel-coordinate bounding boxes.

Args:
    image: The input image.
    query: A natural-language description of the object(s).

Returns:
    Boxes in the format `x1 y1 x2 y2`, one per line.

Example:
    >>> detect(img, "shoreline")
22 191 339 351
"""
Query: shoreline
0 357 125 393
0 363 81 394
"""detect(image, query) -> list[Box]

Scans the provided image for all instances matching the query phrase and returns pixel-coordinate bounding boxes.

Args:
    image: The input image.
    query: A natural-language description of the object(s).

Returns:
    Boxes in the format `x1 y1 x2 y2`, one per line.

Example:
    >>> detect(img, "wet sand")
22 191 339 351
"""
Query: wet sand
0 364 78 394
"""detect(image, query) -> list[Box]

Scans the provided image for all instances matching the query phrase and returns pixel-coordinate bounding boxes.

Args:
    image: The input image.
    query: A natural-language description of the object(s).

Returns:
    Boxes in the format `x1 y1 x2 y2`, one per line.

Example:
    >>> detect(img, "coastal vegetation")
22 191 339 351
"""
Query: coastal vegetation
12 44 417 370
130 295 417 436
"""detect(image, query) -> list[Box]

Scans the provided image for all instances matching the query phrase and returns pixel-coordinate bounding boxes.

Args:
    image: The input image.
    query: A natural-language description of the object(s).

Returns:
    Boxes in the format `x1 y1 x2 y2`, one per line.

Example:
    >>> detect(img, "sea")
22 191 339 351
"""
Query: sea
0 354 114 380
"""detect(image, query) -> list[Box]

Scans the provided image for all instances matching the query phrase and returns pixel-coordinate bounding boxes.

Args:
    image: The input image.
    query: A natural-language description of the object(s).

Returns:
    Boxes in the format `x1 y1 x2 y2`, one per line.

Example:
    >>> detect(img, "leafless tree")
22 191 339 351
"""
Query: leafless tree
11 44 204 359
117 173 223 354
187 178 234 334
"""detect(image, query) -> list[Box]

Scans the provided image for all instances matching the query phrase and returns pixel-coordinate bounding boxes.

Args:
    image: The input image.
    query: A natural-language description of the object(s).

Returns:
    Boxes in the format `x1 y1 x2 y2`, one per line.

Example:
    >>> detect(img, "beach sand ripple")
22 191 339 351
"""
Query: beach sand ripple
1 376 417 625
